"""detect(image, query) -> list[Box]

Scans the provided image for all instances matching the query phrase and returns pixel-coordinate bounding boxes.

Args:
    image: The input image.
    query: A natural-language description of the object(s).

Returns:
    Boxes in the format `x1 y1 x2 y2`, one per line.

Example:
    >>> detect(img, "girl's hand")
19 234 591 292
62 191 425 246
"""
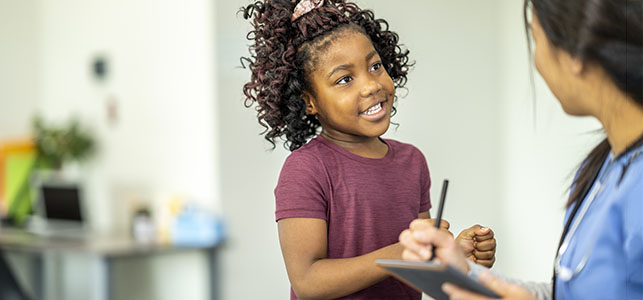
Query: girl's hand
442 271 537 300
399 219 469 273
455 225 497 268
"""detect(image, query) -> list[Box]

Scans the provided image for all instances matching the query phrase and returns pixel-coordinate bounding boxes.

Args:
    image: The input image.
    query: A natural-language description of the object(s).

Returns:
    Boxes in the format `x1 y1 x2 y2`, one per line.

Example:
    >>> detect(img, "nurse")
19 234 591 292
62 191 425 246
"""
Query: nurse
398 0 643 299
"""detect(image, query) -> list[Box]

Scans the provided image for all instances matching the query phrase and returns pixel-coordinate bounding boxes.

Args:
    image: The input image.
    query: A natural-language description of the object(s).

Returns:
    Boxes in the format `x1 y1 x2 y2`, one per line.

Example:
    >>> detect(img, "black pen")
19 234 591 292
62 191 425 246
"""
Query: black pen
429 179 449 261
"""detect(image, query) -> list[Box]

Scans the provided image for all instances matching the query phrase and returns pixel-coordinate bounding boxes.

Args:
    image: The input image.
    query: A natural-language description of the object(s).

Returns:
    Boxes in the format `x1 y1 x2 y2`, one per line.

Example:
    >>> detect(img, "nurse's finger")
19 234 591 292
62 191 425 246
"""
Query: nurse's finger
439 219 451 231
402 247 433 261
442 228 455 239
410 218 450 235
399 229 432 260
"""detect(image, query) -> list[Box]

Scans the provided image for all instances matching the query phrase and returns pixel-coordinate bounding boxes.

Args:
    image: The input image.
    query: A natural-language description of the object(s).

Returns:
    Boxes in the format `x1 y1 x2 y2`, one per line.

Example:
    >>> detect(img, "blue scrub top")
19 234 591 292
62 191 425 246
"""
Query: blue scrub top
556 143 643 299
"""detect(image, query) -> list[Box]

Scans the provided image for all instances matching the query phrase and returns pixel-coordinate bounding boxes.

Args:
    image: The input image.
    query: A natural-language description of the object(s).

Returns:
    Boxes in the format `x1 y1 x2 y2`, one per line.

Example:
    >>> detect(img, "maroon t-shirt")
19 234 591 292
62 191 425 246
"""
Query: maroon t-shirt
275 136 432 300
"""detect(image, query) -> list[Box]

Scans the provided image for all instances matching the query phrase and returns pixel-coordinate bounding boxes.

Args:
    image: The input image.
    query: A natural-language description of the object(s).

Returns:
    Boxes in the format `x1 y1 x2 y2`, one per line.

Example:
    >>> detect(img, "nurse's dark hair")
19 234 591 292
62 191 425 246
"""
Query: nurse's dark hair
240 0 411 151
523 0 643 207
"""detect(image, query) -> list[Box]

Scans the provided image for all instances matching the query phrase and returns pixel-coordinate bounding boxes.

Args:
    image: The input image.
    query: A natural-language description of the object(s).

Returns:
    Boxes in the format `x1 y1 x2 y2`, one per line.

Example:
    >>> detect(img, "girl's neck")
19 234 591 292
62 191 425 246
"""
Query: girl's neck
320 131 388 159
594 88 643 156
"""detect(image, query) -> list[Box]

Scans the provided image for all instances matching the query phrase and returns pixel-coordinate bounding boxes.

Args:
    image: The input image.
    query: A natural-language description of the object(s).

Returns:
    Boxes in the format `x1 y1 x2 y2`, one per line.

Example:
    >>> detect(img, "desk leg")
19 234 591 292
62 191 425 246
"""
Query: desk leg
32 254 44 300
36 253 60 300
208 248 219 300
93 256 112 300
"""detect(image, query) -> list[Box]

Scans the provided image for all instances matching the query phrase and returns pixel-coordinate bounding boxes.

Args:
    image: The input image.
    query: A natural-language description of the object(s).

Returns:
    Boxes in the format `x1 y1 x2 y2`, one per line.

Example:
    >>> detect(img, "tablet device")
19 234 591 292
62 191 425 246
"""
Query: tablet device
376 259 500 300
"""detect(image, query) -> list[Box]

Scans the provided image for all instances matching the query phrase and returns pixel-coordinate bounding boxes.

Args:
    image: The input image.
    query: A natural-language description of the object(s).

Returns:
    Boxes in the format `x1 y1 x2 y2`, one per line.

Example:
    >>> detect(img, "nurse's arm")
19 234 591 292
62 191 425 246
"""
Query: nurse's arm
443 271 539 300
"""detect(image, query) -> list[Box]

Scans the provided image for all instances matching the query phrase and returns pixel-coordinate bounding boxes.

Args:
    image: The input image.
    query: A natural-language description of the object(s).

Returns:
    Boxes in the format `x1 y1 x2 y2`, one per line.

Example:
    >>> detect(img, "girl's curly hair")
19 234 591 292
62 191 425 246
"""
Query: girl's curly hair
241 0 411 151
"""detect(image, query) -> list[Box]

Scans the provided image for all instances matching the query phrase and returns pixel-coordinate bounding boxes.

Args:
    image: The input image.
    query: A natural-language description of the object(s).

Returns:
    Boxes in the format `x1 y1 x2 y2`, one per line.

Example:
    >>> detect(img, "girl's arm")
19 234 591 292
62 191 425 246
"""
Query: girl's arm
278 212 440 300
278 218 399 300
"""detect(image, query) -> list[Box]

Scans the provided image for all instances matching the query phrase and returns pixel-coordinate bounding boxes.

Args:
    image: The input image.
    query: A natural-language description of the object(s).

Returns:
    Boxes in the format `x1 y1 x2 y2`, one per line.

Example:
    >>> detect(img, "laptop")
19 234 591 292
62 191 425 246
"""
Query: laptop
27 182 88 238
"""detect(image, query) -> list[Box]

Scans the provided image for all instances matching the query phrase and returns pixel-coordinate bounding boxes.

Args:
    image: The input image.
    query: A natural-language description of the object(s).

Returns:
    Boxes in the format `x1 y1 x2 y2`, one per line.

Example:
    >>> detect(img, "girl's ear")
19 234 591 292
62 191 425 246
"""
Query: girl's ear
302 91 318 115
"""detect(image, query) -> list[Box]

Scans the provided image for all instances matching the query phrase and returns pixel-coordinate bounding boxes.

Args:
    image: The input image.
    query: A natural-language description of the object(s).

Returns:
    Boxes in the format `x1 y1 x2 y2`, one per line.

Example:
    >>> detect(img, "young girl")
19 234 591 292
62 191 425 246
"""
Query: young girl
241 0 497 299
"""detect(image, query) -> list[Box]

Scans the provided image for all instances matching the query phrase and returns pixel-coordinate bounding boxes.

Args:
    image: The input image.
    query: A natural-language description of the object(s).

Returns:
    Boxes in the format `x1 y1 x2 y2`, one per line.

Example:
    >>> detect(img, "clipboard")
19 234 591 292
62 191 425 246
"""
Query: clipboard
376 259 500 300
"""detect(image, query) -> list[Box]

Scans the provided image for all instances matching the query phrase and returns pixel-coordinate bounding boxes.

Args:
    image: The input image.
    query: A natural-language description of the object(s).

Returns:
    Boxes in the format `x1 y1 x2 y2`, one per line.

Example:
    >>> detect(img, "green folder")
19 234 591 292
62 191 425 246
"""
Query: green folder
5 152 36 224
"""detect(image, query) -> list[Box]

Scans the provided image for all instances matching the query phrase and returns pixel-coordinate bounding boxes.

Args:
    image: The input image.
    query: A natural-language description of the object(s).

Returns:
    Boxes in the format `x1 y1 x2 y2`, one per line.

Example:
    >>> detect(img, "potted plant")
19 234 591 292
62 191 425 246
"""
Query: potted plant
2 116 95 225
33 116 95 171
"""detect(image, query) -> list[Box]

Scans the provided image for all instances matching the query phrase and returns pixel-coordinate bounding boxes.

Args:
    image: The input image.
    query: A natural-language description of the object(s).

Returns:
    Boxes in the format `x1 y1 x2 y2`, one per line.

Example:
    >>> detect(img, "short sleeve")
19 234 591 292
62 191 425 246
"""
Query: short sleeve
418 150 432 212
274 152 330 222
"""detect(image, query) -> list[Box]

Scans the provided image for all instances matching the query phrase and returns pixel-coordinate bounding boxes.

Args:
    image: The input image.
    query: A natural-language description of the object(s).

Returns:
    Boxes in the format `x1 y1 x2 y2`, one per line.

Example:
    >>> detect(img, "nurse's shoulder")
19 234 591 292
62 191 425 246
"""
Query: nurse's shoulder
616 149 643 244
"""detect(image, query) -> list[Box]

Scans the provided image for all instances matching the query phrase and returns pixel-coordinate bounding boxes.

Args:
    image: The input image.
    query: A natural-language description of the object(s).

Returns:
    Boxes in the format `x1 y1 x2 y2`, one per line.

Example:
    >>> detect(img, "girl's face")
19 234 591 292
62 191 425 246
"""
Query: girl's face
303 30 396 142
531 11 592 116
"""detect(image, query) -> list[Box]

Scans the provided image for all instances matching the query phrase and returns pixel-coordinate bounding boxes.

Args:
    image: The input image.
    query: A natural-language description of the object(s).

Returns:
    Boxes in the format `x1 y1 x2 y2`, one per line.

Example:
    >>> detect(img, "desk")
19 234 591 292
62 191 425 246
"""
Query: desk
0 227 220 300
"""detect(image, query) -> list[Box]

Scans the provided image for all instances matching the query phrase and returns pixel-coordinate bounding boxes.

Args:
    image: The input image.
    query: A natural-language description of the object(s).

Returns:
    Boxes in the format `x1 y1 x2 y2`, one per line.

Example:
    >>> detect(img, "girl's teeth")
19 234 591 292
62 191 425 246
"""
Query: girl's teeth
363 103 382 115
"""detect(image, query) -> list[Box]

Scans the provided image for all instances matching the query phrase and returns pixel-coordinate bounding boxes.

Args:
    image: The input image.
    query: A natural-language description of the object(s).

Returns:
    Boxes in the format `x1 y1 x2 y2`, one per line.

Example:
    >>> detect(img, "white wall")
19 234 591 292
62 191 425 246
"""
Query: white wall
0 2 43 296
497 0 602 281
0 0 41 138
215 1 292 299
369 0 505 241
2 0 219 299
37 0 220 231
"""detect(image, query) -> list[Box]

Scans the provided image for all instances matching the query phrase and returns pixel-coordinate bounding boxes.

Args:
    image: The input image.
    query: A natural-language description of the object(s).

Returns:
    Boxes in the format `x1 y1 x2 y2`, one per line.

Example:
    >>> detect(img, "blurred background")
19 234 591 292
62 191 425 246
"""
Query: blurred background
0 0 602 299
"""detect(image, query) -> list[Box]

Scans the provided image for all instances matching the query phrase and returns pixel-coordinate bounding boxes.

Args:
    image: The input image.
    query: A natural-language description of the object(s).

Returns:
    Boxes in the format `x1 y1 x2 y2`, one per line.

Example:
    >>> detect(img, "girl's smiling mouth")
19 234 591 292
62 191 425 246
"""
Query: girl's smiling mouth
360 99 388 121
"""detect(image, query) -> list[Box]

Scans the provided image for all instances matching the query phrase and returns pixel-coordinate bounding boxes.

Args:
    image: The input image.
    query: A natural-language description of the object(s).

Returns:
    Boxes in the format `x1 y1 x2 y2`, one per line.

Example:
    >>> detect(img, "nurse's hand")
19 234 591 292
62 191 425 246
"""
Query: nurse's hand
442 271 537 300
399 219 470 273
456 225 497 268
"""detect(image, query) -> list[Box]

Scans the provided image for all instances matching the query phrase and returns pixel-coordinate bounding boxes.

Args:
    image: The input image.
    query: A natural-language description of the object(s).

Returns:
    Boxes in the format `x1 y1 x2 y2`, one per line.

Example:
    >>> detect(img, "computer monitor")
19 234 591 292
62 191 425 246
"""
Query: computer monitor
40 184 83 222
29 181 86 237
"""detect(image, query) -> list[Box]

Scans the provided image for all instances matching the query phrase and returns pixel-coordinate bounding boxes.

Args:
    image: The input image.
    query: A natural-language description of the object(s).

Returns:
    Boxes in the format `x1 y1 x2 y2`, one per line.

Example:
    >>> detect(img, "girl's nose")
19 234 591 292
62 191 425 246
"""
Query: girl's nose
360 77 382 98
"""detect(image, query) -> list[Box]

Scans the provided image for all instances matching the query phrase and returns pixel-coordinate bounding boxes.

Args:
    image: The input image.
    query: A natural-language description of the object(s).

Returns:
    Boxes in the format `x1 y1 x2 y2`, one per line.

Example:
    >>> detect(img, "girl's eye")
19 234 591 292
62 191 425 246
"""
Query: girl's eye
370 62 382 72
337 76 352 85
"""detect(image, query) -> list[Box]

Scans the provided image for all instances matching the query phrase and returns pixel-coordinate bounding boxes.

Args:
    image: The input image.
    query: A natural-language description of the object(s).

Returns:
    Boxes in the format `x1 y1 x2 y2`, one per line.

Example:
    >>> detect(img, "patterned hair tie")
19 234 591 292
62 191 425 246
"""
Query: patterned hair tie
291 0 324 22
